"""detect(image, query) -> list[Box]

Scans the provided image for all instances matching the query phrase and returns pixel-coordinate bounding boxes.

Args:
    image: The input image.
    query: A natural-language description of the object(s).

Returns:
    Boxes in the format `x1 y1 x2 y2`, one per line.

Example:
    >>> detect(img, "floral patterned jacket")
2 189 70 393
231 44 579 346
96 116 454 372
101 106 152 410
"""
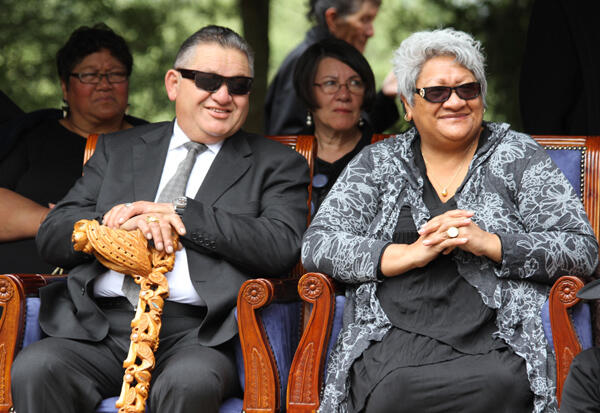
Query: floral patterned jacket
301 122 598 413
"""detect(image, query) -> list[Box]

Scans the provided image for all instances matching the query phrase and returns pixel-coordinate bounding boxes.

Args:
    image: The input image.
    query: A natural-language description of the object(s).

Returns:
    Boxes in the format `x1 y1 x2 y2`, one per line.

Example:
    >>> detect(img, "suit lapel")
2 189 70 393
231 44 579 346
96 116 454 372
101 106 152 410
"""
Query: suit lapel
197 130 252 205
132 122 173 201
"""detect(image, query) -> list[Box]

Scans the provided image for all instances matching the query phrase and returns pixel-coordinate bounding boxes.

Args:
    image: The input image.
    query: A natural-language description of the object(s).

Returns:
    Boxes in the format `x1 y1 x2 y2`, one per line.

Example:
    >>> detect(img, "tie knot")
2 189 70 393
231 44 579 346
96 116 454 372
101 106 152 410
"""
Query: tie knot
184 141 206 155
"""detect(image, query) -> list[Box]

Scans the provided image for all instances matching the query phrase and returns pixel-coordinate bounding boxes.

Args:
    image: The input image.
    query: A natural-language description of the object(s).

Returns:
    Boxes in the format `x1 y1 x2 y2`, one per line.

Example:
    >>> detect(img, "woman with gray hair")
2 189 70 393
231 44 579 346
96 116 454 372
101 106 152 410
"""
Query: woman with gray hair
301 28 598 412
264 0 399 136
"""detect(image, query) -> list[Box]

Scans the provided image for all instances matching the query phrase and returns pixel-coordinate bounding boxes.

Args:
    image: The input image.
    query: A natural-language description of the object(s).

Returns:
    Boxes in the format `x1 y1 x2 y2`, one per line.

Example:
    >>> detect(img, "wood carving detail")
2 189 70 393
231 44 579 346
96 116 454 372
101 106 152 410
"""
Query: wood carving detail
557 280 579 304
0 344 5 404
290 342 315 403
299 275 323 300
0 280 14 303
561 347 576 381
72 219 177 413
243 282 268 307
249 347 271 408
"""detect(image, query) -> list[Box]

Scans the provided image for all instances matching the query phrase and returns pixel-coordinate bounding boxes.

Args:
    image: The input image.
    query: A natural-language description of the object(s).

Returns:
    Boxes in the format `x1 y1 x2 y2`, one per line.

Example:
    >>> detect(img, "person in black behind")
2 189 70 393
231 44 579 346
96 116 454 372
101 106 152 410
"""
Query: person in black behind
264 0 399 136
0 24 146 273
520 0 600 135
293 38 377 217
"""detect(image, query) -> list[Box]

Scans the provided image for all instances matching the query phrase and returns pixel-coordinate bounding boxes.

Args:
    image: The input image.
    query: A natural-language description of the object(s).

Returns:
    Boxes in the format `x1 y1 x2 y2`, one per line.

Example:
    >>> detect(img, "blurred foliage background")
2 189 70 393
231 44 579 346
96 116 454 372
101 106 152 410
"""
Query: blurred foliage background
0 0 534 134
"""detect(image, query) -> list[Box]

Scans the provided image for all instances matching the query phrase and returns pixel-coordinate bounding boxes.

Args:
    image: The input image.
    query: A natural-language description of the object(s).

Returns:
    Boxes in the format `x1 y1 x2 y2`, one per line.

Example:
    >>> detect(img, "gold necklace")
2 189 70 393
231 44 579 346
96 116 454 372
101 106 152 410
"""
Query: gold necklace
424 138 477 198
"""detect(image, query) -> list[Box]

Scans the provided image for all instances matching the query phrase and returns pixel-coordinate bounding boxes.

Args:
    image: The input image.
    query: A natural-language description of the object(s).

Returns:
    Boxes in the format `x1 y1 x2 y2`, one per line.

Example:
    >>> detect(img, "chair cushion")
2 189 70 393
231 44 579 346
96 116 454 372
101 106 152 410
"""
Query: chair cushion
218 397 243 412
96 396 243 412
545 148 583 199
23 297 43 348
325 295 345 369
541 299 593 350
244 302 301 403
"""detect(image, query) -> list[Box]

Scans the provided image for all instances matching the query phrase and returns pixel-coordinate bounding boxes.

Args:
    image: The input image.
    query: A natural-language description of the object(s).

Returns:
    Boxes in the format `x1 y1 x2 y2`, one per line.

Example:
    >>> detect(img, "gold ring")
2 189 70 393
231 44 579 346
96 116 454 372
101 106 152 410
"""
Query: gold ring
446 226 459 238
125 203 133 207
146 216 160 224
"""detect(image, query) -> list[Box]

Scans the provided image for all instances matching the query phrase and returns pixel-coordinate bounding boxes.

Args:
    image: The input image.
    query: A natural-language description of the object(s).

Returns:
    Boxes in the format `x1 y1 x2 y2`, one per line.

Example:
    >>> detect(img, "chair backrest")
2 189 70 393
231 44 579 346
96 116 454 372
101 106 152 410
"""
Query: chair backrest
267 135 315 278
83 133 99 167
532 135 600 244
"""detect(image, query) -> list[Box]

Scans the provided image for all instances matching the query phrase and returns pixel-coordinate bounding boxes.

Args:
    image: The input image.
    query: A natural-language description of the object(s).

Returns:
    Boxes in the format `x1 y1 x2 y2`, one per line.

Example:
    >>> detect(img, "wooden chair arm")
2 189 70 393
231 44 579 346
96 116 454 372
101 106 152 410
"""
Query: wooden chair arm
287 272 335 413
0 273 67 413
237 277 300 413
0 274 26 413
549 275 585 406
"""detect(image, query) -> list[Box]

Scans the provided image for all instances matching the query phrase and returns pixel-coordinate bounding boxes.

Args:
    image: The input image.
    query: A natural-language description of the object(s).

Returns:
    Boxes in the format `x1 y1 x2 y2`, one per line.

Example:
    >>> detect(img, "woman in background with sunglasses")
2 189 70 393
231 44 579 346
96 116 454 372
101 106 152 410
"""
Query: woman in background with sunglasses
293 38 376 217
302 28 597 412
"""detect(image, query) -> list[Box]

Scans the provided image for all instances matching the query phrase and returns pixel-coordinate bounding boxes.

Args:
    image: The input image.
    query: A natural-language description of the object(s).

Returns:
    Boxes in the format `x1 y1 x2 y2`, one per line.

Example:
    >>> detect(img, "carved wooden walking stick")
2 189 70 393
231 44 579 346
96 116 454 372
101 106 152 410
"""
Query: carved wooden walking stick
72 219 177 413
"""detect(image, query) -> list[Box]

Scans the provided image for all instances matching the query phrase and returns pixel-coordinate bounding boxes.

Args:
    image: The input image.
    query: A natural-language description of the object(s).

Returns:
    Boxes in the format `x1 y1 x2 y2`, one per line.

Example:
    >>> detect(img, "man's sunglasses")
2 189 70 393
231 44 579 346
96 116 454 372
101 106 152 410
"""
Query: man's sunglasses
176 68 253 95
415 82 481 103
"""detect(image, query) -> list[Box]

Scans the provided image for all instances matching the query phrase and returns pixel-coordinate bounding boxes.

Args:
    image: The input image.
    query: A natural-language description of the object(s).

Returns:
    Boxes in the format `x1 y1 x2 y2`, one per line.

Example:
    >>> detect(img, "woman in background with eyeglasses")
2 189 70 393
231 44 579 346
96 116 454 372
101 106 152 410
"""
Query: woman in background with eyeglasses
294 37 376 217
0 23 146 273
302 28 598 412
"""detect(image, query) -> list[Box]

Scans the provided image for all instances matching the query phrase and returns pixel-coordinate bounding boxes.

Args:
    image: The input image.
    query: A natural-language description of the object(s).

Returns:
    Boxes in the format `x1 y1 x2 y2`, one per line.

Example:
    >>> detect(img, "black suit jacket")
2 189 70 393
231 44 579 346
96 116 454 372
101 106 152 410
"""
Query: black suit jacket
36 121 310 347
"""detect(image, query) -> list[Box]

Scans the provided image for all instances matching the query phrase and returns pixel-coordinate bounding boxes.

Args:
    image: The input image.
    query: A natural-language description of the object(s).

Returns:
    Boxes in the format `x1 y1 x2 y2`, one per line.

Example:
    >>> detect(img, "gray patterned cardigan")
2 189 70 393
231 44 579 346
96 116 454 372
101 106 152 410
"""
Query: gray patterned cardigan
301 122 598 413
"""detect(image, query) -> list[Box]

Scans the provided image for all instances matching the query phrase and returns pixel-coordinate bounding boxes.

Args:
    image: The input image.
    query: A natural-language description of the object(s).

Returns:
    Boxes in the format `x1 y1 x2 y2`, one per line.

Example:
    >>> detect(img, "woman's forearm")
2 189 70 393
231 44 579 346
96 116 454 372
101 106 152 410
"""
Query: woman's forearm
0 188 50 241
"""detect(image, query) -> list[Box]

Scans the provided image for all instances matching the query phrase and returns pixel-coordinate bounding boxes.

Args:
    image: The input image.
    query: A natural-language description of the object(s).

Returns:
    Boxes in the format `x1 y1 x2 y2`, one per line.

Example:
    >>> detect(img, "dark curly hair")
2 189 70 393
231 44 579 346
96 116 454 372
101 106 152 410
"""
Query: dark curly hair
56 23 133 87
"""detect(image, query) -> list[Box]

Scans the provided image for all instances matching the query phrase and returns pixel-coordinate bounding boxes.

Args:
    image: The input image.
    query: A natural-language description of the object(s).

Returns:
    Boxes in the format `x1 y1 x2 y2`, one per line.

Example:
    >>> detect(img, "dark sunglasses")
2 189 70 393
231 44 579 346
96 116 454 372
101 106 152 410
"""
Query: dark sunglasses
415 82 481 103
176 68 253 95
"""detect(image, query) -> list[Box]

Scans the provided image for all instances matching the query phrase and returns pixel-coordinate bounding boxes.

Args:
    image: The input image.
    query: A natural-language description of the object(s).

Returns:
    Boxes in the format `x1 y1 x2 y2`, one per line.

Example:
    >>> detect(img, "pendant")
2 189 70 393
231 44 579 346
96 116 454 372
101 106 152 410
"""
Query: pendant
441 187 448 197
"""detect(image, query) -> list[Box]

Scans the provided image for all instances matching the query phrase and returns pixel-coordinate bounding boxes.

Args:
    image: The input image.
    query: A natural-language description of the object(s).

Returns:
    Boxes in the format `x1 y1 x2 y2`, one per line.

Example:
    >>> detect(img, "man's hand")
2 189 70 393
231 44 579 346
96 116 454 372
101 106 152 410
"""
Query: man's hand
103 201 186 253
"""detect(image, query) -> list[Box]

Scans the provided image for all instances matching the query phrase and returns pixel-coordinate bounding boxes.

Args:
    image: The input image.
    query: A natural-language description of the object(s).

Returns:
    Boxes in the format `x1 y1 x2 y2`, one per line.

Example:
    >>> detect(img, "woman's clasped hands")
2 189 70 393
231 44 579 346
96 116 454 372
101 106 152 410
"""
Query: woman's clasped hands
381 209 501 277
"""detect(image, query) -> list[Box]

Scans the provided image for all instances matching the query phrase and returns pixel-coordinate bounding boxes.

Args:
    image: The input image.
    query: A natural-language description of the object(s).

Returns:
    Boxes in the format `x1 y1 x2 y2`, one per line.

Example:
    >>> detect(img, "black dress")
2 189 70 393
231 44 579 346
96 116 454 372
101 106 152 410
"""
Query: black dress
311 130 372 218
0 119 90 273
348 136 533 413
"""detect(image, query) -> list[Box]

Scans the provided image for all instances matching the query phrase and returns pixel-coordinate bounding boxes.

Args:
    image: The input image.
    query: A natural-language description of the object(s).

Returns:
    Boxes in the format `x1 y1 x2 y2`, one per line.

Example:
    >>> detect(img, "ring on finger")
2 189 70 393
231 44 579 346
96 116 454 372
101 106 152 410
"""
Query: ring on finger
146 216 160 224
446 226 459 238
125 203 133 207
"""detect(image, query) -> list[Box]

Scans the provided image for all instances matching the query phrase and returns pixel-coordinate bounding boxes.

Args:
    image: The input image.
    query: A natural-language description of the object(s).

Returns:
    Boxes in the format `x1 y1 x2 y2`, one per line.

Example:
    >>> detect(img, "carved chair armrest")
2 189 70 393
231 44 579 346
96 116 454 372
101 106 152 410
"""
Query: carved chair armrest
237 277 301 413
287 272 336 413
549 275 586 406
0 273 67 413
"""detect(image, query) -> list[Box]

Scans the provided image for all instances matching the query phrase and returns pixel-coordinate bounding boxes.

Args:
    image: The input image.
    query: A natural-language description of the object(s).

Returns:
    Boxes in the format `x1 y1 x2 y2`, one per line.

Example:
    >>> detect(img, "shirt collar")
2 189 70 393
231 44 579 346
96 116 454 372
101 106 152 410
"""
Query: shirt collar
171 119 224 154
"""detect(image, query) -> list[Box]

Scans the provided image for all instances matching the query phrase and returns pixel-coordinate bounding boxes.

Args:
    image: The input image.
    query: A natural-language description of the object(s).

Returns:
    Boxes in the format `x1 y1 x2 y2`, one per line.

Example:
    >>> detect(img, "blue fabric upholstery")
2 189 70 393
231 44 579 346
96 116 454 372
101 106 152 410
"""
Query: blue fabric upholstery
258 301 302 405
21 297 300 413
325 295 345 367
23 297 43 348
541 300 593 351
545 147 584 199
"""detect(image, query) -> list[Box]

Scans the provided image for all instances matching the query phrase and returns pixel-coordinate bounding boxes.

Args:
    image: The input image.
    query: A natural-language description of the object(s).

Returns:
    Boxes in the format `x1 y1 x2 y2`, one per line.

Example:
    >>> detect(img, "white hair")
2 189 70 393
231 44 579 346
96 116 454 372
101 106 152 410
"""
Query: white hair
392 28 487 107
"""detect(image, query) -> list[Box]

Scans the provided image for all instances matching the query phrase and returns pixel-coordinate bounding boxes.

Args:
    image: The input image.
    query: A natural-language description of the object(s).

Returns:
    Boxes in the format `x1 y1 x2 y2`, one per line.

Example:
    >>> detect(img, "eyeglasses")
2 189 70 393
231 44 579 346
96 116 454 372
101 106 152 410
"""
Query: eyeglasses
415 82 481 103
176 68 253 95
313 78 365 95
69 72 128 84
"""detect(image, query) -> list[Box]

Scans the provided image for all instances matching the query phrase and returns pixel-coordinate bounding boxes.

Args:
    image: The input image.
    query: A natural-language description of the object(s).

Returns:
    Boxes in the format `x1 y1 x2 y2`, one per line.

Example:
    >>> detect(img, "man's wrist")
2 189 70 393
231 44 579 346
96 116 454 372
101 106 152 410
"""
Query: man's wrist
172 196 187 217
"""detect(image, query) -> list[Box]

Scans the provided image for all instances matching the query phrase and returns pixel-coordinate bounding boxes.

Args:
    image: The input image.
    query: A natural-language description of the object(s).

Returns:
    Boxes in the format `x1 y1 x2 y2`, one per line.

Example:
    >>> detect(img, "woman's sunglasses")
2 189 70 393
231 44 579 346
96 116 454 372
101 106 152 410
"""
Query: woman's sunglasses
176 68 253 95
415 82 481 103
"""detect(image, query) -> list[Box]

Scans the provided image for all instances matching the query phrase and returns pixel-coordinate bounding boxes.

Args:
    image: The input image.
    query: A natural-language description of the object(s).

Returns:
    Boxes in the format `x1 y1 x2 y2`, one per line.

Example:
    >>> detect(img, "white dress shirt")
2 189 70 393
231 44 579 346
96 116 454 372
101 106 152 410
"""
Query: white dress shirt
93 120 223 305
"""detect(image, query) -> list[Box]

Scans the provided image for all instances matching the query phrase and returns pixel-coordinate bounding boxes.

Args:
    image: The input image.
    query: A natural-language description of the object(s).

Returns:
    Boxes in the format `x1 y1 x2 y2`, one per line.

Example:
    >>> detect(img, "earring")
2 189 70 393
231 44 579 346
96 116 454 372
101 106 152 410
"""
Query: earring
62 99 70 118
358 117 364 127
306 112 313 127
404 113 410 122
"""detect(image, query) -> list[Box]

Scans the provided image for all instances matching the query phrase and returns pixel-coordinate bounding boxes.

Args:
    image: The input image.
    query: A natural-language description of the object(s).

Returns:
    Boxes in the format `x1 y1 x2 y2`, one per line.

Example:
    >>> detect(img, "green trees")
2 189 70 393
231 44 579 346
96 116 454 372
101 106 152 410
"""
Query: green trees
0 0 534 133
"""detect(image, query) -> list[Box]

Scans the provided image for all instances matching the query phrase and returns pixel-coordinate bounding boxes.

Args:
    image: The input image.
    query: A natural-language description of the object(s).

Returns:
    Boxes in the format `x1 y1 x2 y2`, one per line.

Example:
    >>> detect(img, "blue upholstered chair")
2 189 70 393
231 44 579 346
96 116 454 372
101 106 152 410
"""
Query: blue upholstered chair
287 134 600 411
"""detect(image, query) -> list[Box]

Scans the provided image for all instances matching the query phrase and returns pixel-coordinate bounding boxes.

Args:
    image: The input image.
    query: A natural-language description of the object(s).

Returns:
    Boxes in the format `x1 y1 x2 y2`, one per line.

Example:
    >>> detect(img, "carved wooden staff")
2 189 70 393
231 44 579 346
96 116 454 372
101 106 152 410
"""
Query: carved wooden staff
72 219 177 413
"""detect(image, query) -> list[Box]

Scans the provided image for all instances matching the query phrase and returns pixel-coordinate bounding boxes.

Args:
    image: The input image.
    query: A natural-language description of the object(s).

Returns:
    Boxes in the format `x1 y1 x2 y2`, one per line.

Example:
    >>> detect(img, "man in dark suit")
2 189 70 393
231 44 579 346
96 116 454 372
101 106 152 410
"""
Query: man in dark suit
11 25 310 413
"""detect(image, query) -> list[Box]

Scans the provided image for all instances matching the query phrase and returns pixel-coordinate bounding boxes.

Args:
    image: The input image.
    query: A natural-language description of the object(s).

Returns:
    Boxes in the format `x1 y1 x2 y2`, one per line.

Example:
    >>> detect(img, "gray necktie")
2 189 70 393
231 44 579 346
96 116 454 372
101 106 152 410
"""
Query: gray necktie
121 141 207 308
